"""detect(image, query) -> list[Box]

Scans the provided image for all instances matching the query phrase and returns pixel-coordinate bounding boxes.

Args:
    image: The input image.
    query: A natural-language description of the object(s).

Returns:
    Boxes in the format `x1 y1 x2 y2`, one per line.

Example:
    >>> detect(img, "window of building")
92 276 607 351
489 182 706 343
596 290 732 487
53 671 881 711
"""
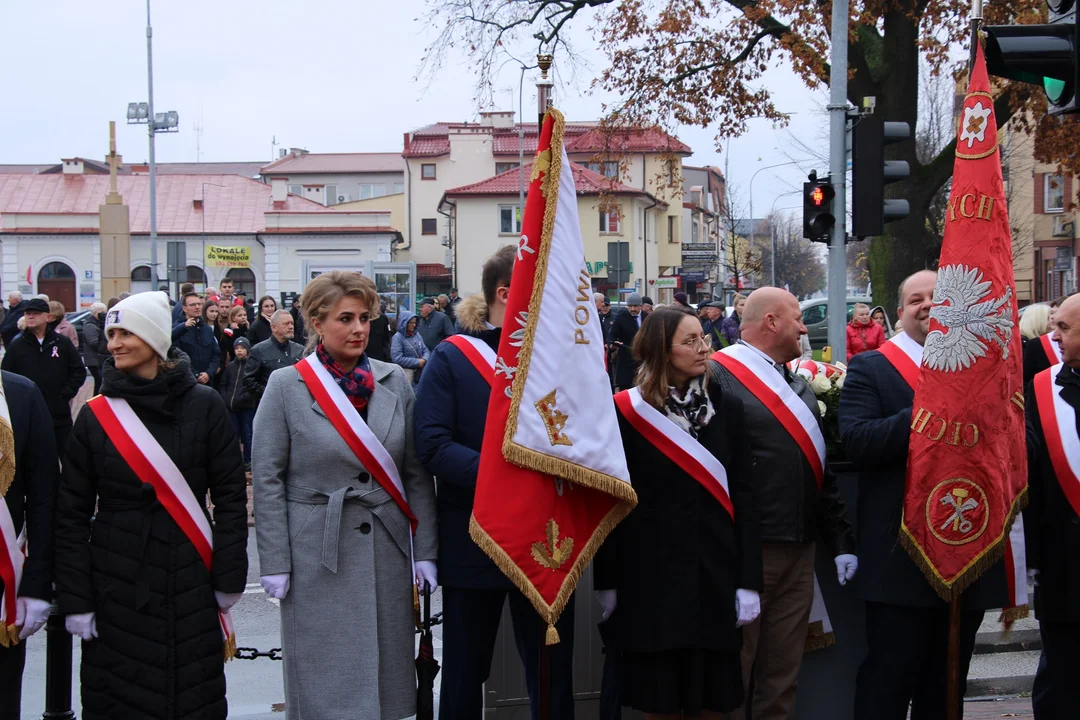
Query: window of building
325 184 338 206
668 215 676 243
1045 174 1065 213
288 184 302 197
421 164 437 180
393 182 404 194
586 161 619 179
421 218 438 235
599 209 621 234
496 162 520 175
499 205 523 234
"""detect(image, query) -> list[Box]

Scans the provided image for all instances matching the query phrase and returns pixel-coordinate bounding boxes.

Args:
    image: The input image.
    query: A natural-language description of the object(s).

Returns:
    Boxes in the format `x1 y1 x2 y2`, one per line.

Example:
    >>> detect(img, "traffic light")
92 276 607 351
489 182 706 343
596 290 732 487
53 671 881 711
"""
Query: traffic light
803 175 836 243
985 1 1078 114
851 115 911 238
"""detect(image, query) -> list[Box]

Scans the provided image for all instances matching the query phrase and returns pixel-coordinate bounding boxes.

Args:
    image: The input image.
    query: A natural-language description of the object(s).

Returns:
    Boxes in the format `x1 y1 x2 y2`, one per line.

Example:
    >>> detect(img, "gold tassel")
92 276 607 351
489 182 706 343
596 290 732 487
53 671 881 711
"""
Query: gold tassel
998 604 1029 629
545 623 560 645
0 623 10 649
804 631 836 653
223 633 237 662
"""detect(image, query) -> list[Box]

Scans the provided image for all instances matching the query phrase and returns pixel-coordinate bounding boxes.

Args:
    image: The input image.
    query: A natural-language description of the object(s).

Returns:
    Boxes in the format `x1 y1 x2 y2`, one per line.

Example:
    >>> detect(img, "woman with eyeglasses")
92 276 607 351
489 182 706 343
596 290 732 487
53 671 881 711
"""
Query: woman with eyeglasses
596 307 763 719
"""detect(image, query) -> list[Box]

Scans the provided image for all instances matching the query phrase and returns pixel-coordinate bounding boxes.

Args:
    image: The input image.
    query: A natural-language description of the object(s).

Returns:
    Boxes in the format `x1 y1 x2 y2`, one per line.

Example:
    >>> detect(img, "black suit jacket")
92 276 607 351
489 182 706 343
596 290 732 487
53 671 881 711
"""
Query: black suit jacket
1022 335 1054 390
1024 364 1080 622
607 309 647 388
838 350 1007 608
1 371 60 601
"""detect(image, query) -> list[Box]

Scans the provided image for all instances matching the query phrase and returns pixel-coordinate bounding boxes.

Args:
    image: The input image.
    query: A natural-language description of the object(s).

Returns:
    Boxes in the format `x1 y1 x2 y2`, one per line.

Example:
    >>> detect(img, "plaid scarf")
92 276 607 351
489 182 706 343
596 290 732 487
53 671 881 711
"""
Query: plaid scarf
316 343 375 415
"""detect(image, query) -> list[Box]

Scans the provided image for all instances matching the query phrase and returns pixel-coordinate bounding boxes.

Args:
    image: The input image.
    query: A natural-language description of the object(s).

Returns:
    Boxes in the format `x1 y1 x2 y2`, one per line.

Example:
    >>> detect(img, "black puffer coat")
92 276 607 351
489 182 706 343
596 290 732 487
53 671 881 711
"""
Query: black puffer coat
54 353 248 720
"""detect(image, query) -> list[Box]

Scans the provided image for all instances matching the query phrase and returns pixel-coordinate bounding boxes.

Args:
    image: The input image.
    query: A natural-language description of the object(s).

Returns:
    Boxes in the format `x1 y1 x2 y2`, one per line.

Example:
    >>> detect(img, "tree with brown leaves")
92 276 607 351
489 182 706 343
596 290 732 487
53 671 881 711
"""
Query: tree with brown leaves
423 0 1076 311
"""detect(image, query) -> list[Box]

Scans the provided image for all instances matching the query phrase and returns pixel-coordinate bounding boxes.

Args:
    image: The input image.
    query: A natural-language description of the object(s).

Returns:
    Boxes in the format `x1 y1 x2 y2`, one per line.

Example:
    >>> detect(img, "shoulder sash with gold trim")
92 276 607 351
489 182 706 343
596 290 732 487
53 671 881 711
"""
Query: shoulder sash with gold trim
614 387 733 520
712 344 825 488
86 395 237 658
1041 334 1063 367
877 333 923 390
295 354 417 533
0 502 24 646
443 334 496 387
1033 364 1080 518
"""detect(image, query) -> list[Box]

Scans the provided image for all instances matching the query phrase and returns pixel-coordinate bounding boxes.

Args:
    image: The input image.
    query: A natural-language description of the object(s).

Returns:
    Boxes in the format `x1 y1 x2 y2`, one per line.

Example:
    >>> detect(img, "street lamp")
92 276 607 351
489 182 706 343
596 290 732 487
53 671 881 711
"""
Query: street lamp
769 191 801 286
748 159 802 276
127 0 179 295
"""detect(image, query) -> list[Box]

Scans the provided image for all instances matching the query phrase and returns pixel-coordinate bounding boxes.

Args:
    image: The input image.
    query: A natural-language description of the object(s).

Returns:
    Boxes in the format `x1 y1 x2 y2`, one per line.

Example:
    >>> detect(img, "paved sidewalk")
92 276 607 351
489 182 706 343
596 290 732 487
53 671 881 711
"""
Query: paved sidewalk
962 696 1033 719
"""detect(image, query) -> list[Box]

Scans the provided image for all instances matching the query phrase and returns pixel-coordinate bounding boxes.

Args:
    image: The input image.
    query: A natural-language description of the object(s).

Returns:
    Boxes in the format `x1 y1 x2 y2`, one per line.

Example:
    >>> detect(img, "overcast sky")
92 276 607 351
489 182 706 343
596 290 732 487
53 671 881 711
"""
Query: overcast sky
0 0 831 220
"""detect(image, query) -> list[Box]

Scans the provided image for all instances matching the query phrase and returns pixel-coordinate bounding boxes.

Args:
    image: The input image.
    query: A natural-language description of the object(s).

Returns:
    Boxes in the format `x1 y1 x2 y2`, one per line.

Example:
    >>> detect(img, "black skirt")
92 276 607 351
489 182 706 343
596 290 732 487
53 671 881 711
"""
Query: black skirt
621 648 744 715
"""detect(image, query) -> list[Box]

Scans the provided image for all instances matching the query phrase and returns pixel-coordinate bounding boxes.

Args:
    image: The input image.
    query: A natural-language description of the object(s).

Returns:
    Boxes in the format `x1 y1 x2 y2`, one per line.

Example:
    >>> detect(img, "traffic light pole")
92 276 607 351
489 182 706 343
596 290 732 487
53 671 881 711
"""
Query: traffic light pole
827 0 849 360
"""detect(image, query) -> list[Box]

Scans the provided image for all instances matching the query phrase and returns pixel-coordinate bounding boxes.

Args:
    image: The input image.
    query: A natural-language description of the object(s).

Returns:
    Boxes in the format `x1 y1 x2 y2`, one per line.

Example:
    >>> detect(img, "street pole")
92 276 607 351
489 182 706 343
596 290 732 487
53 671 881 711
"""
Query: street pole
827 0 849 359
146 0 160 292
42 607 74 719
749 160 800 285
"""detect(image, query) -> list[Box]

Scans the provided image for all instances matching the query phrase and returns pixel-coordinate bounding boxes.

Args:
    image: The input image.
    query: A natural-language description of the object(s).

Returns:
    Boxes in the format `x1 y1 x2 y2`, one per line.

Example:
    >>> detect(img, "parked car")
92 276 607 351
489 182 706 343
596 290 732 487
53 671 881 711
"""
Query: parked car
801 296 872 349
65 310 92 357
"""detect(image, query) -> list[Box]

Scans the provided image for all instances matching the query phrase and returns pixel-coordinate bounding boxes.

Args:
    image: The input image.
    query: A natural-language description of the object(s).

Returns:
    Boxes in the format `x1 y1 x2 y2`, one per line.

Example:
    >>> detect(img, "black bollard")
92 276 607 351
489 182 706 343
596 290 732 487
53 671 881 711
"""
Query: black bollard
41 606 75 720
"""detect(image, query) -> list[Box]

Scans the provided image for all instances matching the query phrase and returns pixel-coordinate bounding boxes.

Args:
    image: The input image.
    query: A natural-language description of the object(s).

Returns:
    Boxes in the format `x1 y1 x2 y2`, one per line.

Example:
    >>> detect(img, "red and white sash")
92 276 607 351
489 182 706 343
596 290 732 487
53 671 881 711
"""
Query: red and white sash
0 504 23 645
1033 364 1080 518
614 387 733 520
295 354 417 533
443 335 497 386
713 344 825 488
878 333 923 390
1041 334 1063 366
1001 513 1029 625
86 396 236 657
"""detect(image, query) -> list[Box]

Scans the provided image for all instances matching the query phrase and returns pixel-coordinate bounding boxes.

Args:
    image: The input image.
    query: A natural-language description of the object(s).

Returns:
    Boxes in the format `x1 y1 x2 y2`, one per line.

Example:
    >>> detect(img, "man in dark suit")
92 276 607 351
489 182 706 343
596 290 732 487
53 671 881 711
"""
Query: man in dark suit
839 270 1007 720
1024 292 1080 718
608 292 648 392
0 371 61 717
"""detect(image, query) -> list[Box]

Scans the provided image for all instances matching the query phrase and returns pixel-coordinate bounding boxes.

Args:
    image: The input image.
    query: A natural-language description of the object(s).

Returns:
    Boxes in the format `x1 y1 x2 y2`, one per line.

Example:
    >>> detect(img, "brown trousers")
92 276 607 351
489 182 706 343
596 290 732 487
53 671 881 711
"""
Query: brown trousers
725 542 816 720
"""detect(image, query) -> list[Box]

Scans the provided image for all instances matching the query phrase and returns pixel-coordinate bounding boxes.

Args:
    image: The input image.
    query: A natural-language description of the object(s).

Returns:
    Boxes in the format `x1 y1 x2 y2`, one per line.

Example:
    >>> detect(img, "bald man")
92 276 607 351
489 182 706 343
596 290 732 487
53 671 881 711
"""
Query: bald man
1024 292 1080 718
711 287 855 720
839 270 1008 719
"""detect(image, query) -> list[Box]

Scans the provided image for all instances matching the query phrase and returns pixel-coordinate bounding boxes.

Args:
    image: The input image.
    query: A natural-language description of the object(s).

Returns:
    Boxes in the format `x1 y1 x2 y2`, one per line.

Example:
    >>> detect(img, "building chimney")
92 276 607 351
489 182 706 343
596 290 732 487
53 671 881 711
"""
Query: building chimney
62 158 85 175
278 148 287 159
270 176 288 204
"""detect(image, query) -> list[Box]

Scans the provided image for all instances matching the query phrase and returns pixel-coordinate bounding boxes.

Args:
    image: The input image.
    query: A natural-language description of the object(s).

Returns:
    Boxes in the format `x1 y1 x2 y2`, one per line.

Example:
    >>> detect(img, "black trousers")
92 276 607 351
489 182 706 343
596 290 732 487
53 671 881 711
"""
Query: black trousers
54 423 72 463
854 600 982 720
439 586 576 720
0 641 26 720
1032 620 1080 719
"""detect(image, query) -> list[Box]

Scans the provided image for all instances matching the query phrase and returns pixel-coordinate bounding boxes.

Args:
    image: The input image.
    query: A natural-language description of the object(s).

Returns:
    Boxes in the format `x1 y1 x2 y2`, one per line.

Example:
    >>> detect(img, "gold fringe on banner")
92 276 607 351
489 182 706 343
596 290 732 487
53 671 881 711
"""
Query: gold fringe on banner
804 620 836 653
223 632 237 662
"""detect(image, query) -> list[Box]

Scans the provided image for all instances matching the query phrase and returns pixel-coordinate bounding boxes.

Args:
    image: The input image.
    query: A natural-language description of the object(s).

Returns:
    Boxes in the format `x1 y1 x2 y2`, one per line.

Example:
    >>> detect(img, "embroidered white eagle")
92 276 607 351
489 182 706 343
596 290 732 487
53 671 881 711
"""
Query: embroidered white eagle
923 265 1014 372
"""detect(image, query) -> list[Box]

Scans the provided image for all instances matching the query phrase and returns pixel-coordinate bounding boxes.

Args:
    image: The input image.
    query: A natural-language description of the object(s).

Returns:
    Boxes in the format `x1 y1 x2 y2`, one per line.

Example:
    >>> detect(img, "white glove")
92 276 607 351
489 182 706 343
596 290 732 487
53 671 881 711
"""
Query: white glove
735 589 761 628
260 573 290 600
415 561 438 592
214 591 243 611
65 612 98 641
597 590 617 620
834 554 859 586
16 597 51 640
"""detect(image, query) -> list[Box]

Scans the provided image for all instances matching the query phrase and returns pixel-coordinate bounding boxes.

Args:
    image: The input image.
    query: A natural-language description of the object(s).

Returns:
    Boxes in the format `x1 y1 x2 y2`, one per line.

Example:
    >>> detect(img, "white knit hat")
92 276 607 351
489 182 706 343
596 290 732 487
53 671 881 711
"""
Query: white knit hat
105 291 173 360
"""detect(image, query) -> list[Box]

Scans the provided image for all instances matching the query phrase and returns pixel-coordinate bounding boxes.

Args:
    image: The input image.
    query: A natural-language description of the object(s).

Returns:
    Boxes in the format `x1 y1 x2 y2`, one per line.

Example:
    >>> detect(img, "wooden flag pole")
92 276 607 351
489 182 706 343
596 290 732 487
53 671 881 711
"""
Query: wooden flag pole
946 597 962 720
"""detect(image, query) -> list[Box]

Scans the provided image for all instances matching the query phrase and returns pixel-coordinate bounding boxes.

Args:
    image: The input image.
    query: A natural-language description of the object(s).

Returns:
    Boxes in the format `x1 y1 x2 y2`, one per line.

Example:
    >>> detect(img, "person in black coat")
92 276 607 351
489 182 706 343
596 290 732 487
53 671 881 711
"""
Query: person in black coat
54 291 248 720
1 297 86 455
366 302 392 363
608 293 649 391
218 336 257 468
1024 293 1080 718
82 304 110 396
838 270 1007 720
0 292 27 349
246 295 277 346
0 371 61 718
596 308 763 715
171 293 220 386
415 246 576 720
289 295 307 348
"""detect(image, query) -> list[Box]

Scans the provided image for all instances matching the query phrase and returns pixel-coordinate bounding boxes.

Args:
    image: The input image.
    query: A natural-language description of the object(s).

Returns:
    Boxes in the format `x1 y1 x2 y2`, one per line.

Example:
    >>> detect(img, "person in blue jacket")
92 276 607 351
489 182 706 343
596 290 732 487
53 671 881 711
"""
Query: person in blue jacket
171 292 220 385
391 308 429 386
415 245 576 720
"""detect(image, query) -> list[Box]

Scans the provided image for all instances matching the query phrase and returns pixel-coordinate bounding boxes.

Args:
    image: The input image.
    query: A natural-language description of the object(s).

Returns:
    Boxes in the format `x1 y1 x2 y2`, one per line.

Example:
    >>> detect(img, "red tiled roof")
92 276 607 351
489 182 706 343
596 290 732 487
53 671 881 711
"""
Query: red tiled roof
403 121 598 158
565 127 692 155
416 263 452 279
260 152 405 175
403 138 451 157
444 161 650 197
0 174 334 234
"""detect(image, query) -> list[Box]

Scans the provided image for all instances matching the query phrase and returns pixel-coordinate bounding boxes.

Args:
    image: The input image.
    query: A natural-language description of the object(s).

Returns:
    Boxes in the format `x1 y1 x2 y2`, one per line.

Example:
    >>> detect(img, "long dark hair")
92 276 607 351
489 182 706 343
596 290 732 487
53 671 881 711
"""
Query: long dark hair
632 308 703 409
257 295 277 317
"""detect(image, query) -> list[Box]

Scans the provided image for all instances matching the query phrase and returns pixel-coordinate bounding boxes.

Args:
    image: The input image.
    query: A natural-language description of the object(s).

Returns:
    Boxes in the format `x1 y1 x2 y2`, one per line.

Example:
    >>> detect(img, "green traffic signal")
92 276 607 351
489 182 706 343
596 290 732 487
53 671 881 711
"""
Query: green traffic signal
1046 76 1069 104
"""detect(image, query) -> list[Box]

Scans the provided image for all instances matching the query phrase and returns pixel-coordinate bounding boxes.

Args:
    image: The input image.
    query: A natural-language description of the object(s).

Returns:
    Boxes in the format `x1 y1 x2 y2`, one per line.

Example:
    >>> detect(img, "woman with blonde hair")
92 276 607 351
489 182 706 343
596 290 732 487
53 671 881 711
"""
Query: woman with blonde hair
1020 303 1052 344
1021 302 1058 387
252 270 437 719
597 307 762 718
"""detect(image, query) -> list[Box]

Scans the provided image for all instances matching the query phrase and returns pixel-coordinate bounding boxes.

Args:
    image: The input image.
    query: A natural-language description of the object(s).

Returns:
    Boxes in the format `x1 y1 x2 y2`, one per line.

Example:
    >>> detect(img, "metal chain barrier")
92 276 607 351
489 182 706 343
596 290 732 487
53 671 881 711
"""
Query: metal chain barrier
232 612 444 661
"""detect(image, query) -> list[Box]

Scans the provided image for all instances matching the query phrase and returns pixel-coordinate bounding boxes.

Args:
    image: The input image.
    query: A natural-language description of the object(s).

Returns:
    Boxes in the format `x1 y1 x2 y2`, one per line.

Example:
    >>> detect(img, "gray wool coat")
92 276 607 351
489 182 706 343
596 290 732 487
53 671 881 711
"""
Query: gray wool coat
252 357 438 720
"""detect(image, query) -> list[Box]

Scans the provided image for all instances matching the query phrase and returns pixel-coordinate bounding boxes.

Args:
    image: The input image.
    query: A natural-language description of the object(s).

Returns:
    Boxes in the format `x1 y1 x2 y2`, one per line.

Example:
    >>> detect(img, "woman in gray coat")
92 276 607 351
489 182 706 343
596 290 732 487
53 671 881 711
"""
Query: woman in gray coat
252 271 438 720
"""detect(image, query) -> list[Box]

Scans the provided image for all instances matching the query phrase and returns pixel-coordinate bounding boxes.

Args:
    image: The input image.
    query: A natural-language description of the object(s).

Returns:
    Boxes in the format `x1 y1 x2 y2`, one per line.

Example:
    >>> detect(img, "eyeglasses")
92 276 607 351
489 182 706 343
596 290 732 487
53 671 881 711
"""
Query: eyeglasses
675 335 712 351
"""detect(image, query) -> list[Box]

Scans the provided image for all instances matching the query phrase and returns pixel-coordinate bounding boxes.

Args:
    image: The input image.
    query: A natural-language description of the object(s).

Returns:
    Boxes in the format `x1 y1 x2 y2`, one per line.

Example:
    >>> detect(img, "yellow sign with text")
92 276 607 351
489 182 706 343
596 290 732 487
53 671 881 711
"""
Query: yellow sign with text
204 245 250 268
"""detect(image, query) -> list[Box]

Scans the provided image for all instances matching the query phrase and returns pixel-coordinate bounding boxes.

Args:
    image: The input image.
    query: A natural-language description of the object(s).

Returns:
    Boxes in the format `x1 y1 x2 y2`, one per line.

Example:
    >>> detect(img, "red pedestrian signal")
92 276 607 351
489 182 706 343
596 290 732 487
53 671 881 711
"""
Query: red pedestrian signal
803 179 836 242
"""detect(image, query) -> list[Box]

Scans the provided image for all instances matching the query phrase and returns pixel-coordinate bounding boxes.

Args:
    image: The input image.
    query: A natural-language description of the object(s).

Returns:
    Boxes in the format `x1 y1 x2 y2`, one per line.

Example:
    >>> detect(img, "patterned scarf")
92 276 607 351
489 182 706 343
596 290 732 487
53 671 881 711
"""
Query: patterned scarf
316 343 375 415
664 374 715 439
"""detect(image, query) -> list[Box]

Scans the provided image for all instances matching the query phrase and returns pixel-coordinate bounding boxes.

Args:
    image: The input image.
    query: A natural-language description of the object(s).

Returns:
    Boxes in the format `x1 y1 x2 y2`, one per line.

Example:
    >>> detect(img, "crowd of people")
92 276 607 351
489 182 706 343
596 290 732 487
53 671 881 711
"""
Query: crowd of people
0 254 1074 720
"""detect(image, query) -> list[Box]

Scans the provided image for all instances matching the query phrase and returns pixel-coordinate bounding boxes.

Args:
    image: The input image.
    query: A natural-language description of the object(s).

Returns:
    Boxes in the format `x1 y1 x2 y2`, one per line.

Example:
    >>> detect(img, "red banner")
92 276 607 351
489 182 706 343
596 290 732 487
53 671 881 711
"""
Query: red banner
901 42 1027 601
470 109 637 642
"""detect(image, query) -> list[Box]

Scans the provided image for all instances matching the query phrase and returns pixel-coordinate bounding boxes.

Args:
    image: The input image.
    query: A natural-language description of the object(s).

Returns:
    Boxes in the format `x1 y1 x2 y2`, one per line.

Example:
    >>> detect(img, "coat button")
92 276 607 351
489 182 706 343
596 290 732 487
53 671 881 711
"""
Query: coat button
357 473 370 483
359 523 372 534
